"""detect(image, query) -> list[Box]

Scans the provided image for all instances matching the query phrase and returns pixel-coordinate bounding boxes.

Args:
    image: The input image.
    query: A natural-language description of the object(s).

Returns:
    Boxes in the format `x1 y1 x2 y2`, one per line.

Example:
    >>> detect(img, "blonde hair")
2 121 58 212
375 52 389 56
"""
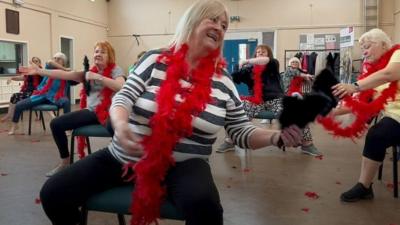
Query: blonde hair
170 0 229 51
359 28 392 49
94 41 116 64
288 57 301 68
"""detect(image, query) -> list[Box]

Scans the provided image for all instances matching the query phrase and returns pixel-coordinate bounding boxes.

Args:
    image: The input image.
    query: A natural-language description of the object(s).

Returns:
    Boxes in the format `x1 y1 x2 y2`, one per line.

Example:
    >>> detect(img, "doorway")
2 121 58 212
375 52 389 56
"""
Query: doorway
223 39 257 96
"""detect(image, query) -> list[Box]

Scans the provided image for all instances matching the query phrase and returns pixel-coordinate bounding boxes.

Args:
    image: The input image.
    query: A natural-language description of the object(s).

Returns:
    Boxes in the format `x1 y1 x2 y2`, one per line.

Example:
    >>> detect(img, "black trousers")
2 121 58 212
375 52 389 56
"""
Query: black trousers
50 109 102 159
40 149 223 225
363 117 400 162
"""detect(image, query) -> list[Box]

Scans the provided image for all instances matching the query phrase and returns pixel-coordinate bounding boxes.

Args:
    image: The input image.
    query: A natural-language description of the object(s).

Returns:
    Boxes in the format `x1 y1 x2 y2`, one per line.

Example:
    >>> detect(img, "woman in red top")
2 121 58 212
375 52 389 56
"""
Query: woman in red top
1 56 42 122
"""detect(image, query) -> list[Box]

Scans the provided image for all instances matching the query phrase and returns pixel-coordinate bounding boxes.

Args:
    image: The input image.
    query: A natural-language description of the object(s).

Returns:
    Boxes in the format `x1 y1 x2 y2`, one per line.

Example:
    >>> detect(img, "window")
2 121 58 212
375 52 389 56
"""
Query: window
61 37 73 69
0 40 27 76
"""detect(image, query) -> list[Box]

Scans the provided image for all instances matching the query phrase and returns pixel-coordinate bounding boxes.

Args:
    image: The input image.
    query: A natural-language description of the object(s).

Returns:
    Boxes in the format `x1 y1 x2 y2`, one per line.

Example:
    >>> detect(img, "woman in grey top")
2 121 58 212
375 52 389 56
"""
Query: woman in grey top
20 41 125 177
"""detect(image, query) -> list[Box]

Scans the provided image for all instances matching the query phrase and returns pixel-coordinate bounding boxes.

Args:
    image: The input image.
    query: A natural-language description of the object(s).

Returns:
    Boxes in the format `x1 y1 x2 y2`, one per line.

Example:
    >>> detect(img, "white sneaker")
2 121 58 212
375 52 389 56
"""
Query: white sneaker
260 119 269 124
46 164 69 177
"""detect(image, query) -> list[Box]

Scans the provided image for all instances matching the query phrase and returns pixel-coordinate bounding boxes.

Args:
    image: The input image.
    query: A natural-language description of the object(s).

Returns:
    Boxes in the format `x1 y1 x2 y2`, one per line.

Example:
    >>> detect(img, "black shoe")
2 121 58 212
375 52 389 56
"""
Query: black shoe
340 182 374 202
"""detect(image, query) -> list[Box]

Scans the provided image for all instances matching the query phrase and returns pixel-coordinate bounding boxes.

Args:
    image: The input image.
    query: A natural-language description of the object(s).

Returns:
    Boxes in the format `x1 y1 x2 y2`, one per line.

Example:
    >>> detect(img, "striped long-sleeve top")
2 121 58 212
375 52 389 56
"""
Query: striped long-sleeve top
108 49 258 164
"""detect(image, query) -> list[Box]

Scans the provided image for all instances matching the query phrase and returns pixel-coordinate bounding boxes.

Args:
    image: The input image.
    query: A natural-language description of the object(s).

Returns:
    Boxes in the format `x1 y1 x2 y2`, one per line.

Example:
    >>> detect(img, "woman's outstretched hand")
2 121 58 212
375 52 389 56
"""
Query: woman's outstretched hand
18 61 40 76
332 83 357 99
279 125 303 147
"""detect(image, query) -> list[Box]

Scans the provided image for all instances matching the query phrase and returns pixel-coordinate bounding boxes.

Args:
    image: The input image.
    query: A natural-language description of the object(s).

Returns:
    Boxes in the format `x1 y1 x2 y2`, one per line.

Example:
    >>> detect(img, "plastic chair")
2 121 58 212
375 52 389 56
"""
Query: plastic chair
377 145 399 198
28 104 59 135
254 110 277 124
80 184 184 225
70 124 112 163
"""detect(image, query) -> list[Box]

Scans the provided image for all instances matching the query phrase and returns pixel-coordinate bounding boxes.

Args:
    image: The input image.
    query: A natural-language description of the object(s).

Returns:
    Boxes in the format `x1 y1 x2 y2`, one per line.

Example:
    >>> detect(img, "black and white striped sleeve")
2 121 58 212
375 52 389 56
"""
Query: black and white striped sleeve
223 76 258 149
110 50 160 113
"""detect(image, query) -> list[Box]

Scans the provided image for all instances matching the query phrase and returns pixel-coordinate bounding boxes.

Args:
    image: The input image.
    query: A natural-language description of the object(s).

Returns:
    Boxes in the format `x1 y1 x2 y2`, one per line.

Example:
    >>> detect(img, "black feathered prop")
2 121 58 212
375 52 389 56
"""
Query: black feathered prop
276 69 339 148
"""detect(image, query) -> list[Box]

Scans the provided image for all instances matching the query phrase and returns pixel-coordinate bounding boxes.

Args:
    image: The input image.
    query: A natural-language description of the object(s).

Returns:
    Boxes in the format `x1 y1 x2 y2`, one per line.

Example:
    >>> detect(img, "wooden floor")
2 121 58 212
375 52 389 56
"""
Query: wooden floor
0 109 399 225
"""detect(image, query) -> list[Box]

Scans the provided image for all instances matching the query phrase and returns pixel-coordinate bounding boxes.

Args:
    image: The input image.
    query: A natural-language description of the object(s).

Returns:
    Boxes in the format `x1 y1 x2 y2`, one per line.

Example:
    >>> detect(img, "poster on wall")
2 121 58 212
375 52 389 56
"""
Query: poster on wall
299 33 340 50
340 27 354 48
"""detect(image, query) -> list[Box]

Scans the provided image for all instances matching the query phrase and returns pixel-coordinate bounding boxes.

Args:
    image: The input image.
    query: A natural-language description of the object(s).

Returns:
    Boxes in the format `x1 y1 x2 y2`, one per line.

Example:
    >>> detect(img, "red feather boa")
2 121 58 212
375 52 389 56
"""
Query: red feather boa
318 44 400 138
32 77 66 100
76 63 115 158
240 64 265 104
123 45 225 225
20 65 42 92
287 76 304 96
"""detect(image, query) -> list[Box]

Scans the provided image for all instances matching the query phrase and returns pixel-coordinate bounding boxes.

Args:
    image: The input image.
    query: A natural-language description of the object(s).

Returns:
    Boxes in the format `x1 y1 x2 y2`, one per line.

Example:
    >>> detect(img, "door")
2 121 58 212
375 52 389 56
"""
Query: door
60 37 73 69
223 39 257 96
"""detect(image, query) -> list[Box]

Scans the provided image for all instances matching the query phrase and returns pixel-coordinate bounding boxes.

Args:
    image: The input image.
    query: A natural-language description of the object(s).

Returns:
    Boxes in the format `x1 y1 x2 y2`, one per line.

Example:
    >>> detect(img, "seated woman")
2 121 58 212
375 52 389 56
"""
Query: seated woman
38 1 303 225
218 46 322 156
8 52 71 135
281 57 313 96
330 28 400 202
20 41 125 177
1 56 43 122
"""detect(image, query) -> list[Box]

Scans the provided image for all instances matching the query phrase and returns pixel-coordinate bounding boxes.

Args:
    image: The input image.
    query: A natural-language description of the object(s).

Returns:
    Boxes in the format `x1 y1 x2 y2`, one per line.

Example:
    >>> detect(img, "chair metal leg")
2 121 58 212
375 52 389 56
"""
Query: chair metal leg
79 206 88 225
378 164 383 180
393 145 398 198
70 134 75 164
117 214 126 225
28 109 32 135
86 137 92 155
40 111 46 131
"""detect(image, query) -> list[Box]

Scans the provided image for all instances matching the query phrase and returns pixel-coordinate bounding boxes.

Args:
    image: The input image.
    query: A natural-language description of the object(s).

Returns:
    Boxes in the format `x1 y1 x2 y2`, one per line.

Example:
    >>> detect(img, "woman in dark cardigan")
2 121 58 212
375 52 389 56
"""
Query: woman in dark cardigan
217 44 321 156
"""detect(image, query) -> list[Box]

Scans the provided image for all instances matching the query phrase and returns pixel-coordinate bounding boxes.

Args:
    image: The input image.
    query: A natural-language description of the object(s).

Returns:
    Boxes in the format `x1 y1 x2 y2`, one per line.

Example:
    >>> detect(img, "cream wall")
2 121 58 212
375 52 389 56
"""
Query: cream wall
394 0 400 42
108 0 368 72
0 0 109 99
1 0 399 77
0 0 108 67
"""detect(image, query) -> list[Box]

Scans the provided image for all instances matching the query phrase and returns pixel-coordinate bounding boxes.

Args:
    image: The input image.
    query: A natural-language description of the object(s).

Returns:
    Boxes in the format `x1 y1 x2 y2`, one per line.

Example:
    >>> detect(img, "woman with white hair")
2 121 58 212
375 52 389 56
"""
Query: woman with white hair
38 1 303 224
8 52 71 135
279 57 321 156
329 28 400 202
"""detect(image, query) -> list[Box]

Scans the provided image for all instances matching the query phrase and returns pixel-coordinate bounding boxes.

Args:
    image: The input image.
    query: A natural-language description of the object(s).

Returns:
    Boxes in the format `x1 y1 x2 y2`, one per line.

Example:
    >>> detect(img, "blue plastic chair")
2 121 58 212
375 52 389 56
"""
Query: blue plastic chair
254 110 277 124
70 124 112 164
80 185 185 225
28 104 59 135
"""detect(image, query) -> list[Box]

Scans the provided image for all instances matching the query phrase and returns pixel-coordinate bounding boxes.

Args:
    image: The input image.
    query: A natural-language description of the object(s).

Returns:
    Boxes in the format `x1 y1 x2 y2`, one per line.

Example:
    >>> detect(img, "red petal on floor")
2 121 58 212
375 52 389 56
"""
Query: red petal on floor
301 208 310 213
1 173 8 176
335 181 342 185
226 185 231 188
31 139 40 143
386 183 394 189
243 168 251 172
305 191 319 199
315 155 323 160
35 198 41 204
